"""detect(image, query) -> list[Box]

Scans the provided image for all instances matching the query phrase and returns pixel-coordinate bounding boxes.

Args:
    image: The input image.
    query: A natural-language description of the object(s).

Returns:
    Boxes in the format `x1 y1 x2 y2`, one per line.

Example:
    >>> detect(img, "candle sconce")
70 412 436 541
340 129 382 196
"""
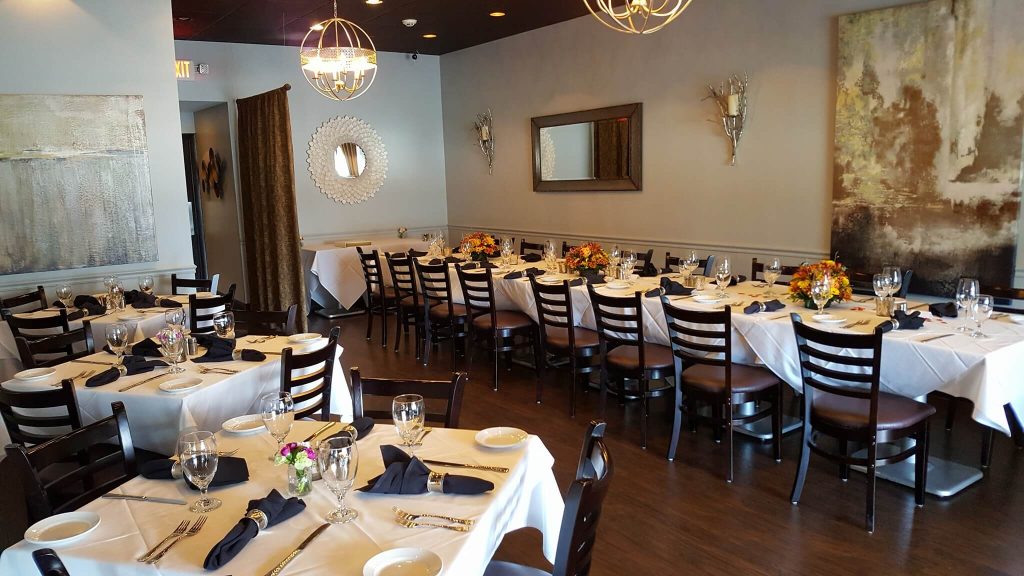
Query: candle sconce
474 109 495 175
704 74 749 166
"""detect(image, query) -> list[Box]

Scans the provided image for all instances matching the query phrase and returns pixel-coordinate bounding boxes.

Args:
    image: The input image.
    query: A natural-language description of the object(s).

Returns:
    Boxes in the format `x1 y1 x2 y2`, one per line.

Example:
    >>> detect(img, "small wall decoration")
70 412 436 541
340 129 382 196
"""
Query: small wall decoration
307 115 388 205
704 74 749 166
200 148 226 198
474 109 495 174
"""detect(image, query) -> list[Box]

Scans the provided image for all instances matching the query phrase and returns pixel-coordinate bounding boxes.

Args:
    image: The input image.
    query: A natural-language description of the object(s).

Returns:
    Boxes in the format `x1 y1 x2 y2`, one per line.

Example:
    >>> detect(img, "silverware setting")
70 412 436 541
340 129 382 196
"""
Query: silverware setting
102 493 187 505
397 516 471 532
263 523 330 576
919 333 955 343
118 370 168 392
137 520 188 562
145 515 208 564
247 335 277 344
393 506 475 526
71 359 115 366
195 366 240 375
422 459 509 473
303 422 336 443
840 319 870 330
767 313 790 320
54 369 97 386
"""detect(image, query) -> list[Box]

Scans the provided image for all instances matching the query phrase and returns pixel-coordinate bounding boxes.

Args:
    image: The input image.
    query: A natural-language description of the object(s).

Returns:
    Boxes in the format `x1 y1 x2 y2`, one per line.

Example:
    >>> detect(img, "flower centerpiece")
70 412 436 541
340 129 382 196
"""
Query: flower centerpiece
788 259 853 309
565 242 611 282
460 232 500 261
275 442 316 496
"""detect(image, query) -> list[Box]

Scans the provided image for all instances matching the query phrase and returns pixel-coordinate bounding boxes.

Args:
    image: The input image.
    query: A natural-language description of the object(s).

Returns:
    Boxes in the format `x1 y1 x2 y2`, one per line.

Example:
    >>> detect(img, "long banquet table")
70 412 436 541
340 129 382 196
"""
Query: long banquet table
303 238 428 310
0 421 564 576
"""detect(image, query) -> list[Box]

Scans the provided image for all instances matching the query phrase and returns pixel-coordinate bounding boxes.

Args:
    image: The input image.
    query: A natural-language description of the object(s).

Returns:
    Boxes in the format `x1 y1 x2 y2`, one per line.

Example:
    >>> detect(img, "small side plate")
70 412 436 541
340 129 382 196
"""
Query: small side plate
222 414 265 435
25 511 100 546
363 548 443 576
475 427 528 450
812 314 846 324
14 367 57 381
159 376 203 394
288 332 321 344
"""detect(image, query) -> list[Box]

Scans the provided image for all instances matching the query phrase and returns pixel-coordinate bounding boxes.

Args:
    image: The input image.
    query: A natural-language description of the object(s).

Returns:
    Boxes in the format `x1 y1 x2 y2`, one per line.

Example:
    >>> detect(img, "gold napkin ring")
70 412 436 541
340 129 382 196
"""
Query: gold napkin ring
427 471 445 494
245 509 269 531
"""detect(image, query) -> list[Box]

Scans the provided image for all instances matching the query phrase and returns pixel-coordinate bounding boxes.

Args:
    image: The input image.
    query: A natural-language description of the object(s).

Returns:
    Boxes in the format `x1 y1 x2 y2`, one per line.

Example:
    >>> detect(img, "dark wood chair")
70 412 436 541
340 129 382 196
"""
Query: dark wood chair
15 323 95 369
519 240 546 257
661 299 782 481
5 401 137 524
848 269 913 298
385 252 421 356
456 266 540 391
750 258 802 284
0 379 80 446
280 326 340 421
629 248 655 275
6 308 72 342
484 420 613 576
561 241 578 257
188 284 236 335
530 277 599 416
663 253 716 277
586 285 673 449
32 548 71 576
413 259 469 372
789 314 934 532
357 247 399 348
170 273 220 295
349 367 467 428
232 304 298 337
0 286 47 319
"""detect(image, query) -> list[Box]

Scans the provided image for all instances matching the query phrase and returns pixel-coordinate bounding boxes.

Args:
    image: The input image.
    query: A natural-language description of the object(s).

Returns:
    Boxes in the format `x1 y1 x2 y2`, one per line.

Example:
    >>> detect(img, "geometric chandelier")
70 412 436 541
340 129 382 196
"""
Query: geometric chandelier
583 0 694 34
299 0 377 101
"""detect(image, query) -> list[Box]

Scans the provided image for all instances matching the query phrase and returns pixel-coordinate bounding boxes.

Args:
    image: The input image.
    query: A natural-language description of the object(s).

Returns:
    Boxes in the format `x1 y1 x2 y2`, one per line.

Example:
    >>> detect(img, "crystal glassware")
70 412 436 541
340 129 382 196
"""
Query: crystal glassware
318 433 359 524
682 250 699 279
971 294 993 338
178 431 221 512
715 257 732 298
883 266 901 298
105 323 130 364
138 275 154 295
764 257 782 296
609 245 621 269
392 394 425 451
811 277 832 317
955 278 979 333
212 311 235 339
165 307 186 329
55 283 73 308
158 328 186 373
261 392 295 461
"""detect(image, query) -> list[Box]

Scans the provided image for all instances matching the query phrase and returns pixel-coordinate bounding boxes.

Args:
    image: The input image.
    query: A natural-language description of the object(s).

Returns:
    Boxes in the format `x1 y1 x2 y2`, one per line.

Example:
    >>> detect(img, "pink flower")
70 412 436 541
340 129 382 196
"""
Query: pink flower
305 447 316 459
280 445 290 457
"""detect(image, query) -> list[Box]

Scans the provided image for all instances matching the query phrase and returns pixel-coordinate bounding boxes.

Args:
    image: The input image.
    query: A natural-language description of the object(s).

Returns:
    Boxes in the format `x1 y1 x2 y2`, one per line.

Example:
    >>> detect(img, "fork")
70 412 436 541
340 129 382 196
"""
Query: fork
393 506 475 526
840 319 870 330
196 366 239 375
138 520 189 562
146 515 208 563
397 517 471 532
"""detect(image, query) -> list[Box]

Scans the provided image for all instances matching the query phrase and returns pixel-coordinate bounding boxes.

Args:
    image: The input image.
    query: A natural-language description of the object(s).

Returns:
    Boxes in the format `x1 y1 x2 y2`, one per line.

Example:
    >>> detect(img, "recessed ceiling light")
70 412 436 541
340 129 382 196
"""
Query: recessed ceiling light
310 22 325 31
489 11 506 17
422 33 437 39
366 0 382 4
176 16 191 21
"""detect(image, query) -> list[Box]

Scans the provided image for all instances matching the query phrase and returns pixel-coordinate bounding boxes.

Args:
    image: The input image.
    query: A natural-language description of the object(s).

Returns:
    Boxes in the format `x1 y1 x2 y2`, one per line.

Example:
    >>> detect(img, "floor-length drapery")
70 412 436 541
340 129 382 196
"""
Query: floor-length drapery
235 85 307 330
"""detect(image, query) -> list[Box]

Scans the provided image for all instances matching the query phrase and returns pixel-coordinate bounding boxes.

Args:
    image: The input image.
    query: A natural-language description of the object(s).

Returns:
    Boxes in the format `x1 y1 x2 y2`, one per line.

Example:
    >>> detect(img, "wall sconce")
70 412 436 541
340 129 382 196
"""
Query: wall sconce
704 74 749 166
474 109 495 175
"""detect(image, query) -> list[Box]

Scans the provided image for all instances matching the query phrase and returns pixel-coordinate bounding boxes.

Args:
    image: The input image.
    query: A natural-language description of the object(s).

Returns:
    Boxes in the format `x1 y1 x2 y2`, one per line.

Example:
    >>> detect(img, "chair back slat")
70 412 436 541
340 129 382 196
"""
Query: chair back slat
171 273 218 295
232 304 298 336
414 260 455 311
1 286 47 318
790 314 882 409
587 286 644 352
520 240 546 256
188 285 236 334
281 327 339 421
7 309 72 342
531 279 576 331
356 248 388 296
385 253 418 302
350 368 467 427
15 324 95 369
455 267 495 319
0 379 80 445
661 299 731 373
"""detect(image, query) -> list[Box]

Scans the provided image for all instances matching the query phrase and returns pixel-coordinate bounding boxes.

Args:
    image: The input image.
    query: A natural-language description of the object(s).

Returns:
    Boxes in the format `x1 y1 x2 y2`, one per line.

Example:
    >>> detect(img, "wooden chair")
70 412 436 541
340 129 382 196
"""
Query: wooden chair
530 277 599 416
661 299 782 481
0 286 47 319
456 266 540 391
586 285 673 449
349 367 467 428
6 308 72 342
561 241 578 257
484 420 613 576
385 252 421 355
188 284 236 335
789 314 934 532
750 258 802 284
357 247 399 348
231 304 298 337
663 253 716 277
15 323 95 369
0 379 80 446
413 259 469 372
519 240 546 257
170 273 220 295
32 548 71 576
280 326 340 421
5 401 137 524
848 269 913 298
629 248 655 275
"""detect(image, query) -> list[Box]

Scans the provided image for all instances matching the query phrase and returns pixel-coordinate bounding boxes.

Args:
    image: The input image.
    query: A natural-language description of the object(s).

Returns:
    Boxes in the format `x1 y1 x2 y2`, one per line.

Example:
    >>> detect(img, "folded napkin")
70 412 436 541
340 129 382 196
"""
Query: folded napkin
85 355 167 387
744 299 785 314
460 261 498 270
104 337 163 358
54 296 105 317
729 275 748 286
359 445 494 495
203 489 306 571
521 253 542 263
567 278 585 287
660 277 692 296
319 416 376 443
124 290 182 309
582 270 606 285
644 287 664 298
877 310 926 333
140 456 249 489
638 261 659 278
929 302 958 318
503 267 546 280
192 335 266 363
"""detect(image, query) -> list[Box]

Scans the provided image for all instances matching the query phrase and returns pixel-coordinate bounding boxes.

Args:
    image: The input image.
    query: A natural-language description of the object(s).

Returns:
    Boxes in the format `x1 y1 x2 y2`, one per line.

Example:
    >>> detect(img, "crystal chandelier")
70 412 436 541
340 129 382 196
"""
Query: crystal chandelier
584 0 694 34
299 0 377 101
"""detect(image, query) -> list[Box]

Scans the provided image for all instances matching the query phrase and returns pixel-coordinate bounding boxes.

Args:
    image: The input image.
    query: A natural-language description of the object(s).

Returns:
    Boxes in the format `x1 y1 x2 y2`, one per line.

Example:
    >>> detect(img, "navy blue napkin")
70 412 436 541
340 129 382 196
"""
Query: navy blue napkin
85 355 167 387
504 267 545 280
140 456 249 489
104 337 162 357
638 261 659 278
53 295 105 316
359 445 493 495
582 270 606 285
125 290 181 309
521 253 542 263
877 310 926 332
660 277 691 296
203 489 306 570
192 335 266 362
743 299 785 314
929 302 958 318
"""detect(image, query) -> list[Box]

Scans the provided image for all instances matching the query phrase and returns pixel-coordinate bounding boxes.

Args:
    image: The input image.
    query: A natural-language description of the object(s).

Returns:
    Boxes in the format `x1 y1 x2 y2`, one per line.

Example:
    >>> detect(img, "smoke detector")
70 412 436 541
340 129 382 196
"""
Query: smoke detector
402 18 417 27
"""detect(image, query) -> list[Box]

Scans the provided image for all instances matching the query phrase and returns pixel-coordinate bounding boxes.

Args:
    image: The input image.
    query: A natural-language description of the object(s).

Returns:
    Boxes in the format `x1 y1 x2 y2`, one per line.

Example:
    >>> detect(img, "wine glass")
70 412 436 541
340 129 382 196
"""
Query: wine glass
102 276 117 291
261 392 295 461
54 283 73 309
138 275 154 295
971 294 993 338
544 241 557 271
158 328 185 373
715 257 732 298
764 257 782 296
609 245 621 269
955 278 979 333
392 394 425 451
873 273 892 314
318 433 359 524
883 266 902 298
105 323 130 365
212 311 235 339
810 277 832 317
682 250 699 279
623 252 637 279
164 307 185 329
178 431 221 513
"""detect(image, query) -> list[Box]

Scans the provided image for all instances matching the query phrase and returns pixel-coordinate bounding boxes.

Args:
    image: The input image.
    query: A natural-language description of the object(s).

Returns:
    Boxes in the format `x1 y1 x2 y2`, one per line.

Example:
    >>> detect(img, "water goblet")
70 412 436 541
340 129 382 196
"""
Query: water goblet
811 277 832 317
318 433 359 524
165 308 185 329
609 245 621 269
393 394 425 452
261 392 295 461
873 273 892 315
138 275 154 295
764 257 782 296
955 278 979 333
212 311 235 339
178 431 221 512
883 266 901 298
54 283 73 309
715 258 732 298
971 294 993 338
158 328 186 373
682 250 699 279
105 323 130 365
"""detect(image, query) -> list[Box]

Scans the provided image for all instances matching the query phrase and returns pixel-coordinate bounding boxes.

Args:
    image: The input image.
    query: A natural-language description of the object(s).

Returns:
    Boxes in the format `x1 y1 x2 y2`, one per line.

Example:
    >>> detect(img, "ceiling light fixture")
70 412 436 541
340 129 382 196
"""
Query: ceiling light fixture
584 0 693 34
300 0 378 101
365 0 382 4
489 11 506 17
422 33 437 39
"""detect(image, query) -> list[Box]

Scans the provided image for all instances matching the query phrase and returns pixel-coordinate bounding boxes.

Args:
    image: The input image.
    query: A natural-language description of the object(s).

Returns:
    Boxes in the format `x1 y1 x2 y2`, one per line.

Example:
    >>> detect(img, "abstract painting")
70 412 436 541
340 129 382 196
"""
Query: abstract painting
0 94 158 274
831 0 1024 295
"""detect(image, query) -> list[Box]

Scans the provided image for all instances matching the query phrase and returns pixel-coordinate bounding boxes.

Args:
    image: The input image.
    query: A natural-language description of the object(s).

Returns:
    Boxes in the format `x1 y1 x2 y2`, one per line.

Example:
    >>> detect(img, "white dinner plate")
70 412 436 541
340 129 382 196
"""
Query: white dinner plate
692 295 721 305
14 367 57 381
288 332 321 344
363 548 443 576
537 276 562 285
475 427 528 449
159 376 203 394
604 280 631 290
25 512 100 546
222 414 265 435
812 314 846 324
118 312 144 321
1007 314 1024 325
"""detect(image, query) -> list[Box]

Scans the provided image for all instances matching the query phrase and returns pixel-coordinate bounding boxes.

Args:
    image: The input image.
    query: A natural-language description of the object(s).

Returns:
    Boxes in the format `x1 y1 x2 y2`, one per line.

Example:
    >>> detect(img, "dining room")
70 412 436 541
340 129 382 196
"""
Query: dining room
1 0 1023 575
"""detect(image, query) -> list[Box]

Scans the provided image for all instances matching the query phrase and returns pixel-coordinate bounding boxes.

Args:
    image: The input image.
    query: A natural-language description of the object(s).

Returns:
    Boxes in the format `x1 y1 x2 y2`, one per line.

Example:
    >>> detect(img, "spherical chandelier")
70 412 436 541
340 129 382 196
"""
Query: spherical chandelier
299 0 377 101
584 0 694 34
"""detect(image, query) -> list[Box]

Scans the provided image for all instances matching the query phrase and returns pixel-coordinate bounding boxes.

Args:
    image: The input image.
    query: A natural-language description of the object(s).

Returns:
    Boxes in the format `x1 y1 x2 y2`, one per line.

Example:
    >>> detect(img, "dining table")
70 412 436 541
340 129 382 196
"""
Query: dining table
303 237 428 311
0 334 351 455
0 420 564 576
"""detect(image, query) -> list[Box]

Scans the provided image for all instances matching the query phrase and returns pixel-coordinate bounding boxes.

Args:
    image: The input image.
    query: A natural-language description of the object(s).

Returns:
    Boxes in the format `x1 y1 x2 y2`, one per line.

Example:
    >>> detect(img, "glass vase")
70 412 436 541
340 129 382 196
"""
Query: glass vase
288 464 312 497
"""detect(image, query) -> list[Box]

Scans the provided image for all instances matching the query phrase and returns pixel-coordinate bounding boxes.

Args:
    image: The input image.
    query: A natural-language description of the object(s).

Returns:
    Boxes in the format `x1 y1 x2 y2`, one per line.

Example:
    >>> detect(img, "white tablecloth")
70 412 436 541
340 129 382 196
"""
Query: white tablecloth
0 336 352 454
0 422 564 576
304 238 428 309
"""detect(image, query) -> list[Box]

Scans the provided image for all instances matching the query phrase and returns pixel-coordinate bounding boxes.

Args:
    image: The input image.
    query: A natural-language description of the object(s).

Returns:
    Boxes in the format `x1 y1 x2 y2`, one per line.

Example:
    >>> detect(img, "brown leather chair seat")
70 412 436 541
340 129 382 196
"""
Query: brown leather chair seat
369 286 398 301
544 326 600 349
683 364 779 394
606 343 673 370
472 310 533 331
399 295 416 308
813 391 937 431
429 303 468 320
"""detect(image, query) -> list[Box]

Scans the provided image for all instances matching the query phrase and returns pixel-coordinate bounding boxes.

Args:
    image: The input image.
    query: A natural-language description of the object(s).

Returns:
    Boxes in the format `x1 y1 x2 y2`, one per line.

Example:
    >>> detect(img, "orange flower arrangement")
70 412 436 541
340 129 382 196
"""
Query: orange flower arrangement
788 259 853 308
460 232 499 261
565 242 610 273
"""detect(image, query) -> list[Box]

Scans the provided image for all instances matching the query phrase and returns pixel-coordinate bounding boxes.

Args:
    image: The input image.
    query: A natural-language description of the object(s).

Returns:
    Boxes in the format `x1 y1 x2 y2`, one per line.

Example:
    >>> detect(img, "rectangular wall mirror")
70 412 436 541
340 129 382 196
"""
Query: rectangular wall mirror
531 103 642 192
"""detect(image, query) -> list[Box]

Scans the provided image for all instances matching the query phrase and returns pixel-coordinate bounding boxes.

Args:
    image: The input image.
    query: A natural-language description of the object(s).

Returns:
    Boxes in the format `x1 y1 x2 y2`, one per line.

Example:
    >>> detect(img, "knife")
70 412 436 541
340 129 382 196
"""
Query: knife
303 422 335 443
118 371 169 392
919 333 954 343
102 494 186 505
71 359 116 366
263 523 330 576
422 459 509 473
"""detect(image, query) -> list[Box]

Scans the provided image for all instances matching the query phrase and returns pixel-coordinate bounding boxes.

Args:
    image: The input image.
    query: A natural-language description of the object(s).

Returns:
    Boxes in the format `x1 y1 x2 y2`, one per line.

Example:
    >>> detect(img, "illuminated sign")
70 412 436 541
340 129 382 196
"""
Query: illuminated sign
175 59 192 80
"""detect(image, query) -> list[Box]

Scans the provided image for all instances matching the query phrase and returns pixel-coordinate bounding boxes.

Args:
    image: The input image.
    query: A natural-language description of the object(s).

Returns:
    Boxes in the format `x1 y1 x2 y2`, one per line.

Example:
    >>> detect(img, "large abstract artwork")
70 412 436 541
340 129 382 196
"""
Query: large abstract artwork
831 0 1024 295
0 94 158 274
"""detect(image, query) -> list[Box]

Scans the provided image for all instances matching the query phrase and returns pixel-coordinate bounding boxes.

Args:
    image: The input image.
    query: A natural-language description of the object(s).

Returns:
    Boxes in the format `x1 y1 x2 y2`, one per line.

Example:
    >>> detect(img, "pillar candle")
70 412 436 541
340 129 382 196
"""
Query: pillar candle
727 94 739 116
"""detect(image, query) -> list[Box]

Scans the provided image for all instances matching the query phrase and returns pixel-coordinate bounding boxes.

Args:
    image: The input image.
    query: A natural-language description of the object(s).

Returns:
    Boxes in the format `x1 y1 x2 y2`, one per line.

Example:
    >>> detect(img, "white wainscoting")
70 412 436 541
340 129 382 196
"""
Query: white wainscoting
301 225 450 248
0 265 197 302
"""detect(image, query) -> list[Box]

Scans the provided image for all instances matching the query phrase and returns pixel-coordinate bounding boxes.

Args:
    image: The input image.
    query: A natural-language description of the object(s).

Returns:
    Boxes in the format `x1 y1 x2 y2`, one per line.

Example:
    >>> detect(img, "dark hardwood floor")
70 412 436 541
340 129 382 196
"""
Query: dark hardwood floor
318 313 1024 576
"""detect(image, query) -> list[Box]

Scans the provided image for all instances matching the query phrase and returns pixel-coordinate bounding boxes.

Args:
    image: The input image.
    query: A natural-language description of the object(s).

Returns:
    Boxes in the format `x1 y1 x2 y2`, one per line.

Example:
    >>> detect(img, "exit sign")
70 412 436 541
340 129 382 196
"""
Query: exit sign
175 59 193 80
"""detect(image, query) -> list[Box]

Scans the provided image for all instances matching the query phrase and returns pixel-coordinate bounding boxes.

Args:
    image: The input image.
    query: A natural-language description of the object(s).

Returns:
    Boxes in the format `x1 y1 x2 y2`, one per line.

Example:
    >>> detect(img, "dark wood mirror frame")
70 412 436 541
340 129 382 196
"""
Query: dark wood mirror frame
531 103 642 192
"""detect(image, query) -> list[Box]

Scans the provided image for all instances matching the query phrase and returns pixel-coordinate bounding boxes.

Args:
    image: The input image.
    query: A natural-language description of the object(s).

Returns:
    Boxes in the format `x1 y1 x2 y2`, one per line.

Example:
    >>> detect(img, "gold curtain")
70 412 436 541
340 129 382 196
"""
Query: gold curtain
593 118 629 179
235 85 307 330
340 142 360 177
